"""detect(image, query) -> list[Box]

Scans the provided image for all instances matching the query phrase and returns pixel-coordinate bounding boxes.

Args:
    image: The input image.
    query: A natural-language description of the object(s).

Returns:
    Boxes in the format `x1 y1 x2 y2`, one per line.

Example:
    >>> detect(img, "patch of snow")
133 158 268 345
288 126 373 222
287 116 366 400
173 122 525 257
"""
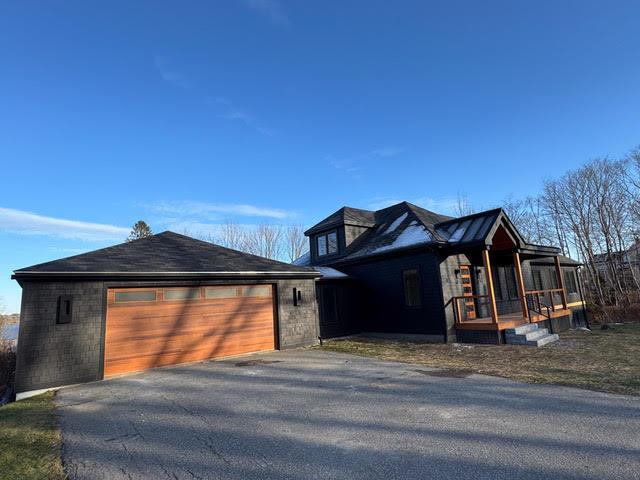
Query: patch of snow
449 219 472 242
292 251 310 266
383 213 408 235
369 221 433 254
315 266 348 279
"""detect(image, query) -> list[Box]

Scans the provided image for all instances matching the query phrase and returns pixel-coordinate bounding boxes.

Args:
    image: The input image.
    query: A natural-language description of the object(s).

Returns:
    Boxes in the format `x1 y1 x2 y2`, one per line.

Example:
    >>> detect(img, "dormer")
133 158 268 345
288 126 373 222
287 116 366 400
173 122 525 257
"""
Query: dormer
304 207 376 263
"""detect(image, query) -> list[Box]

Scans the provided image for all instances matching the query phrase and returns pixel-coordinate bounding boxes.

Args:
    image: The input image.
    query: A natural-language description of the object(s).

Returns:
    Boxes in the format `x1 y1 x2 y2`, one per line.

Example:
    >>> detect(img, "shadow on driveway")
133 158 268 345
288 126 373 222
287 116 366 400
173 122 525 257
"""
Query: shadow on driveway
56 349 640 480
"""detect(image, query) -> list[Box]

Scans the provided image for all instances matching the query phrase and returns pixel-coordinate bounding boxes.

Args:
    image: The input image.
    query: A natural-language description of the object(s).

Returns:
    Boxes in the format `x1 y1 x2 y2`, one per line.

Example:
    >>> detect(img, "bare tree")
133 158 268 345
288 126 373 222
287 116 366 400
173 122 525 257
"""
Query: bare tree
284 225 307 262
213 221 251 252
454 194 475 217
244 224 283 260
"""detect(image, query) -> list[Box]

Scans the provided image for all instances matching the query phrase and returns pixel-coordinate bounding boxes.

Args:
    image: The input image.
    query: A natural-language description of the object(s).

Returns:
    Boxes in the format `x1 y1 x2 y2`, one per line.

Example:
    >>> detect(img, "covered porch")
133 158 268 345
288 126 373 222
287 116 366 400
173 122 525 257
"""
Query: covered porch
436 209 572 336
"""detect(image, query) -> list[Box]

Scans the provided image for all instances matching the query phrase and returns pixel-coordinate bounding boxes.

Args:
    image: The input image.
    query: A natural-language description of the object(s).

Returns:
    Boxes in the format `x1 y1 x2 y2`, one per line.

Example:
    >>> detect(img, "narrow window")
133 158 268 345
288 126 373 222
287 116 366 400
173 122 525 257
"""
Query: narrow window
57 295 73 324
327 231 338 254
505 267 518 300
402 269 422 307
205 286 238 299
564 270 578 294
164 288 201 300
241 285 271 297
317 235 327 256
533 270 543 291
114 290 157 303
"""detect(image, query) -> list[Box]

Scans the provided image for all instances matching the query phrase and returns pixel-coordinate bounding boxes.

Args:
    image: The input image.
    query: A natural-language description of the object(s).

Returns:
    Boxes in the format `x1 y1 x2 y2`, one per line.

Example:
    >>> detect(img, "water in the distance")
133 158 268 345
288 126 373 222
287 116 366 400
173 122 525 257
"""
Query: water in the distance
1 324 19 341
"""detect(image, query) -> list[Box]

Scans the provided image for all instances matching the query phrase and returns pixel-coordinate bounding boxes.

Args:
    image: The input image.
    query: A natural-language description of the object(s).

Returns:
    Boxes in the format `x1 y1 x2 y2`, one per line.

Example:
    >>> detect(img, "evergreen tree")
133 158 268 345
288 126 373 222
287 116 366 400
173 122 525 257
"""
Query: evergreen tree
127 221 153 242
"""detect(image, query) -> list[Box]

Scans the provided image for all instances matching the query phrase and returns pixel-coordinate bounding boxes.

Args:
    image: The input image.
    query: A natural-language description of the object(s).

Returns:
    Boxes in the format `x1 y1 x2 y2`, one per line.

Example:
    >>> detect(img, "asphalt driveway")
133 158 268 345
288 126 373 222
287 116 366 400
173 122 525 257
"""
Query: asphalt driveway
56 349 640 480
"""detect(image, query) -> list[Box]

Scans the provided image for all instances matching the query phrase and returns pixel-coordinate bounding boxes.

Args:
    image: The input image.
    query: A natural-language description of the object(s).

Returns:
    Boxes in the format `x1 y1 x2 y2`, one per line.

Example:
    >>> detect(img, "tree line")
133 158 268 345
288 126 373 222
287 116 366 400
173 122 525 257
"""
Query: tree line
497 147 640 308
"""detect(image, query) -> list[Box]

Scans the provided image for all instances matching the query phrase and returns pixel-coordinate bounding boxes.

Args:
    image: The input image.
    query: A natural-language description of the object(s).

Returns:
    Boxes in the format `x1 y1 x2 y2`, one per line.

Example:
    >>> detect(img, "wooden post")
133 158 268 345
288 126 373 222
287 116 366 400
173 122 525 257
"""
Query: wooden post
482 249 499 325
554 255 568 310
513 251 529 320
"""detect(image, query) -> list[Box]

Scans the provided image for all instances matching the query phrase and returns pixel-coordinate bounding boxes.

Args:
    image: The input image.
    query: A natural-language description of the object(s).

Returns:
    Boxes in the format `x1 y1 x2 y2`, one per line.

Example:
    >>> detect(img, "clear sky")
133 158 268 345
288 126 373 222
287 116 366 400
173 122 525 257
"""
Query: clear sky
1 1 639 312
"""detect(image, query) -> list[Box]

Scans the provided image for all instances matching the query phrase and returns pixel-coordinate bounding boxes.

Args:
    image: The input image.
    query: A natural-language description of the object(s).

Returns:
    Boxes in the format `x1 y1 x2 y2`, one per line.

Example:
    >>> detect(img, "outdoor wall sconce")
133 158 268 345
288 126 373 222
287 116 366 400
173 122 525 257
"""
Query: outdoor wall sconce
293 287 302 306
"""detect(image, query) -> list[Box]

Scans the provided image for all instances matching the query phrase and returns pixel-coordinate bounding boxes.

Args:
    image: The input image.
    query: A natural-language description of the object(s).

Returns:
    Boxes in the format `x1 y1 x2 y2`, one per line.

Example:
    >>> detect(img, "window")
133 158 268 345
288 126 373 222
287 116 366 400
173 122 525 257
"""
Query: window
316 230 338 256
57 295 73 324
564 270 578 294
241 285 271 297
114 290 157 303
402 269 422 307
205 286 238 299
317 235 327 256
532 270 543 291
494 266 519 301
164 288 200 300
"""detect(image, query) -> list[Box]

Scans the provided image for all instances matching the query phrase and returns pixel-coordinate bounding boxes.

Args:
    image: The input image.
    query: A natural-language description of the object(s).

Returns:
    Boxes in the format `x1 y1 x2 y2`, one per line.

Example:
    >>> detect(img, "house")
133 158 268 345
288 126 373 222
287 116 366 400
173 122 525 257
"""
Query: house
592 240 640 289
11 232 320 398
294 201 587 344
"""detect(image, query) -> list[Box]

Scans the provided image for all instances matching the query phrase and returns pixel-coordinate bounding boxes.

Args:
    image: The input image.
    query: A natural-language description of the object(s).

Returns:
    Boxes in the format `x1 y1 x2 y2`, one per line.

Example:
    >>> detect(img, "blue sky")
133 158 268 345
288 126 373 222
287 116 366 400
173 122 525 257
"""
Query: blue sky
1 1 639 312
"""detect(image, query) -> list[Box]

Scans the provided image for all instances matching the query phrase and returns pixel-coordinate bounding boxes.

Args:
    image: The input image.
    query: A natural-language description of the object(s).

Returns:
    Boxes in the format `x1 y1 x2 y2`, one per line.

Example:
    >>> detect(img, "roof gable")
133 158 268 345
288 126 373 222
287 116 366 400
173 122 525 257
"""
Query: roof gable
330 202 451 261
304 206 376 235
13 231 316 278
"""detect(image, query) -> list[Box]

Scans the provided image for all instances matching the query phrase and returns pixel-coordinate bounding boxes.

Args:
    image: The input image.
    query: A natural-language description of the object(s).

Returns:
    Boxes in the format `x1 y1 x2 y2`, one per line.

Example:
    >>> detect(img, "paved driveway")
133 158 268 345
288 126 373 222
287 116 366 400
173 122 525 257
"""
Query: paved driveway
57 349 640 480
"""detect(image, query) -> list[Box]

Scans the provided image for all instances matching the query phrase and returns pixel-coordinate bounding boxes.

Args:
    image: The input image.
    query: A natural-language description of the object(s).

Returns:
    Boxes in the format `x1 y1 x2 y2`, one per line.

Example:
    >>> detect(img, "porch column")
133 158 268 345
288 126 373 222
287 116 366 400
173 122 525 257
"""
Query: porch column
512 252 529 319
482 249 499 325
554 255 568 310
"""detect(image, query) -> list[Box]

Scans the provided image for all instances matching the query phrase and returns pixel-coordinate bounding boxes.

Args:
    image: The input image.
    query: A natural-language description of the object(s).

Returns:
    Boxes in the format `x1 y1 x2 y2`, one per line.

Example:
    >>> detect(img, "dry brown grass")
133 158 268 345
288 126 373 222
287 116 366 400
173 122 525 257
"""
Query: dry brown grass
321 323 640 396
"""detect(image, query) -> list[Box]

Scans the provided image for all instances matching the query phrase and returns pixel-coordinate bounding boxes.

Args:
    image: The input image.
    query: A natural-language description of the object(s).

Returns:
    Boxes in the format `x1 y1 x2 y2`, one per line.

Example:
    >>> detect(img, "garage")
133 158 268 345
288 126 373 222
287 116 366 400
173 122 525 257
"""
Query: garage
105 284 276 376
12 231 320 396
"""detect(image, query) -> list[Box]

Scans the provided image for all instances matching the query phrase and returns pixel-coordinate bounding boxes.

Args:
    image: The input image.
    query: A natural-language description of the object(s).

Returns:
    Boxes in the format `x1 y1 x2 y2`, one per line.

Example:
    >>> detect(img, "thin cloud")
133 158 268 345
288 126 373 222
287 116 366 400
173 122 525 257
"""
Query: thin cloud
153 55 192 89
0 207 129 242
238 0 290 27
329 147 404 177
209 97 274 136
145 200 293 220
367 196 459 215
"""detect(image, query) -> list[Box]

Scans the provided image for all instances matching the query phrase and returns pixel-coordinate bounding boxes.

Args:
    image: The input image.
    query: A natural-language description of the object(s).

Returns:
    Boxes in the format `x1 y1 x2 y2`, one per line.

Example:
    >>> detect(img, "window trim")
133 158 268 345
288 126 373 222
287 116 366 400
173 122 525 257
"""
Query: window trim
316 230 339 257
402 268 422 308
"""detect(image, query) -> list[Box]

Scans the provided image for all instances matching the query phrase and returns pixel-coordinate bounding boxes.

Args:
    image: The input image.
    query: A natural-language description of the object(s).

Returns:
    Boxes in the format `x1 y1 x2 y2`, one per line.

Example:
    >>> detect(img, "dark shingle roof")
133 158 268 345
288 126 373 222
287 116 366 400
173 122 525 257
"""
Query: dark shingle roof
304 206 376 235
330 202 452 262
13 231 318 279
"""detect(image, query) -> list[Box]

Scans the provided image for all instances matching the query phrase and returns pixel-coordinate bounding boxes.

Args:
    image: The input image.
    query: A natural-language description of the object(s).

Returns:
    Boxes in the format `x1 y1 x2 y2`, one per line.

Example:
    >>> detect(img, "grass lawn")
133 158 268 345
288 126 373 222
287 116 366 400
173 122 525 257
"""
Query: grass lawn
321 323 640 395
0 392 65 480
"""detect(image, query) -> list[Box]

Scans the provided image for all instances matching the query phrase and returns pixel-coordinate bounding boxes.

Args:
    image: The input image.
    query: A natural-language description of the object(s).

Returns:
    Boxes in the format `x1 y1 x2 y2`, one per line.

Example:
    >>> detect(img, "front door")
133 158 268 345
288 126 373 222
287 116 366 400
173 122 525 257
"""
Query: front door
460 265 476 319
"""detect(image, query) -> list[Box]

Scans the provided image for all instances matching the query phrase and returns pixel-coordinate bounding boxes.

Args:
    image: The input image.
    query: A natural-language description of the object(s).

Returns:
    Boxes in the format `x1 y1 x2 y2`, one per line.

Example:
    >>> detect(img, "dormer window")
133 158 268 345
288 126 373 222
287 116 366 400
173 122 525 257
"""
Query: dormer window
317 230 338 256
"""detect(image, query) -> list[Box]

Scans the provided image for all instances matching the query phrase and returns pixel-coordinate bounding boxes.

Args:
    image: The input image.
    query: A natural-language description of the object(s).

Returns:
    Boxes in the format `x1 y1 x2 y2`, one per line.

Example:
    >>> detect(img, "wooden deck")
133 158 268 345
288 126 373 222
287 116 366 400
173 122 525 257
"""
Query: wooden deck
455 308 572 331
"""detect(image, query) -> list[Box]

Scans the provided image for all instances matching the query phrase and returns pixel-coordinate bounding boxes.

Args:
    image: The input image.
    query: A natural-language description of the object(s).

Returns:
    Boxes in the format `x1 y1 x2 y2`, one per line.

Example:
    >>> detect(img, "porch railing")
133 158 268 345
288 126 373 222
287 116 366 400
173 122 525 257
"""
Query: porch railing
453 294 489 325
454 289 568 325
525 289 565 319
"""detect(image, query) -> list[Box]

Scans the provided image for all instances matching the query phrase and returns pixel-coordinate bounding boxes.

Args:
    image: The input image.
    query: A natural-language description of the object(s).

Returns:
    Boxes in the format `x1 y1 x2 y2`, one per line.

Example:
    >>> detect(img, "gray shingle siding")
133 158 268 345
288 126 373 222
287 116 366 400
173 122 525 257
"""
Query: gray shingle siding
276 279 319 348
15 281 106 393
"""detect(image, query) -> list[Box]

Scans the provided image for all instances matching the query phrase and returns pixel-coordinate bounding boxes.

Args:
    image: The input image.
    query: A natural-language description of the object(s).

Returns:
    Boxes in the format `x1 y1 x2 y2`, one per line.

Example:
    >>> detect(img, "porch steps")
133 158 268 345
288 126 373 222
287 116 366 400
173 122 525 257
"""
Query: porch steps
504 323 559 347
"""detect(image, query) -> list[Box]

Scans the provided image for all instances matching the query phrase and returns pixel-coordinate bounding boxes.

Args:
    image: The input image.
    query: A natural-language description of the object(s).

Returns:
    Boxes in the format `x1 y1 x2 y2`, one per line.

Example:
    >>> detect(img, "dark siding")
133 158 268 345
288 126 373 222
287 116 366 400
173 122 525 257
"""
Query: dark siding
339 251 446 337
316 280 361 338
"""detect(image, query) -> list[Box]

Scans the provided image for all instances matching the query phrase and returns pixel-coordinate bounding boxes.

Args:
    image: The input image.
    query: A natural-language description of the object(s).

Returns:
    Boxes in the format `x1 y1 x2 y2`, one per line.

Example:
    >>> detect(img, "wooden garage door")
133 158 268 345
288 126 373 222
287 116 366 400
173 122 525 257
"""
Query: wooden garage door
104 284 275 376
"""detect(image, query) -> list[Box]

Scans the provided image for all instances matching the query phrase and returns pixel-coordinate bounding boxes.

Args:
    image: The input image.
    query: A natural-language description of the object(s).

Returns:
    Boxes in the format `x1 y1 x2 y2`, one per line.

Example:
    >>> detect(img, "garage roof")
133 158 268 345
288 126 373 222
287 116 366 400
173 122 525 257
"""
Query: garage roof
12 231 320 280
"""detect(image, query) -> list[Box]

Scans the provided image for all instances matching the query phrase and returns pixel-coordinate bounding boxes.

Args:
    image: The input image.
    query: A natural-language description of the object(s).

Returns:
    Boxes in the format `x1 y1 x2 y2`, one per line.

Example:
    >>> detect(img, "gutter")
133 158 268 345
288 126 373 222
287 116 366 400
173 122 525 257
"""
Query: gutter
11 270 322 281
